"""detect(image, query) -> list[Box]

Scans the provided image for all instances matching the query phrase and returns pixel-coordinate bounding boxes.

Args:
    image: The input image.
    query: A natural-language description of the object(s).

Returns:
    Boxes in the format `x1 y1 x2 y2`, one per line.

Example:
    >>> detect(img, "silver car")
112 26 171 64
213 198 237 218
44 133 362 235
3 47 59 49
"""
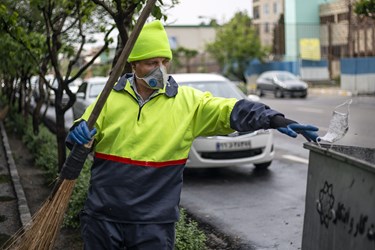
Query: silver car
256 71 308 98
173 73 274 170
72 77 107 120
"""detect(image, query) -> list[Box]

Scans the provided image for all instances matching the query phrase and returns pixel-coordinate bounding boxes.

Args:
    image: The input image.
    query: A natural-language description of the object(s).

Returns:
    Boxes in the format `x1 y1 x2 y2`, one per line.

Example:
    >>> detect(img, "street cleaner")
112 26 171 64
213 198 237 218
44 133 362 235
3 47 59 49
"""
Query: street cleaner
66 20 319 250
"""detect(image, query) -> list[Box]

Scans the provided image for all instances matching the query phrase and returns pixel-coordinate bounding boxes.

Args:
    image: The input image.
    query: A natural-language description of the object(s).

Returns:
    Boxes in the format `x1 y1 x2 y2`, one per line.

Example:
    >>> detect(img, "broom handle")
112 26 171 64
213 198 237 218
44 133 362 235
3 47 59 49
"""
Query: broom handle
87 0 157 129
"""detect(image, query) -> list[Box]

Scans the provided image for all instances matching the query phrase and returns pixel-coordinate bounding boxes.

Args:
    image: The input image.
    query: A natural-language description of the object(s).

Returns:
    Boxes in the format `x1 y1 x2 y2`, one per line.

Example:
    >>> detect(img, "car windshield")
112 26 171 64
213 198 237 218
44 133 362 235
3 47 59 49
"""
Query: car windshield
89 83 105 98
179 81 246 99
275 72 298 81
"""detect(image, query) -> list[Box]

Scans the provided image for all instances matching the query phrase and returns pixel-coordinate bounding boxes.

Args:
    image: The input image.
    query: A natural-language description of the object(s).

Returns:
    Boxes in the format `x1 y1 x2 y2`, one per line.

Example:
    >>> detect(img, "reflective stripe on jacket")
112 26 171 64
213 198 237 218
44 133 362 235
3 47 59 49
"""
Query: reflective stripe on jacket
72 74 281 223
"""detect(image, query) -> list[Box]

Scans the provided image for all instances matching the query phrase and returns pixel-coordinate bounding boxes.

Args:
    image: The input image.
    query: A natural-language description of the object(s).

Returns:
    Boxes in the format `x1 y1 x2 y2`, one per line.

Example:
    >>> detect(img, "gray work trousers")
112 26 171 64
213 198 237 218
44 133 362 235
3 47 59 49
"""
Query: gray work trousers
80 211 175 250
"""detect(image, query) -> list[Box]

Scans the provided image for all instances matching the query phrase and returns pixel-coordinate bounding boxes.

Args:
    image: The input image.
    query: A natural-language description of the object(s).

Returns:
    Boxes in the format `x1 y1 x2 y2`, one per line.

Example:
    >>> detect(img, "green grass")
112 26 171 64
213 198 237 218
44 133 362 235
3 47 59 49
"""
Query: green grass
0 175 10 184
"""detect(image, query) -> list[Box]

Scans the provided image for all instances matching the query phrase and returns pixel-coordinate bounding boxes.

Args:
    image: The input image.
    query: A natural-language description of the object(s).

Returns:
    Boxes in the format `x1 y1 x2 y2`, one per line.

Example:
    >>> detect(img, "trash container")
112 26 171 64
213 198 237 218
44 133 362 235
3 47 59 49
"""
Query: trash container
302 143 375 250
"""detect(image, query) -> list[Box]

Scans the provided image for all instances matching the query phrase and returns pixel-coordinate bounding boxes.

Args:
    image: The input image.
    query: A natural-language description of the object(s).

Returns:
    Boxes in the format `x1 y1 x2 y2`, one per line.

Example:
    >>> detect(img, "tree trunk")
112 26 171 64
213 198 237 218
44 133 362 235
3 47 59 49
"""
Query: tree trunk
55 105 67 172
32 62 48 135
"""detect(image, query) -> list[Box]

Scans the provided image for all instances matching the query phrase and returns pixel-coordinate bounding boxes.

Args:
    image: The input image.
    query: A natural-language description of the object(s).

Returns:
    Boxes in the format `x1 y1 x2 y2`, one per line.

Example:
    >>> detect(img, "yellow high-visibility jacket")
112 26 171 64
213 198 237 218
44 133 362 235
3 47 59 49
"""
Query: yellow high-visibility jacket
70 74 280 223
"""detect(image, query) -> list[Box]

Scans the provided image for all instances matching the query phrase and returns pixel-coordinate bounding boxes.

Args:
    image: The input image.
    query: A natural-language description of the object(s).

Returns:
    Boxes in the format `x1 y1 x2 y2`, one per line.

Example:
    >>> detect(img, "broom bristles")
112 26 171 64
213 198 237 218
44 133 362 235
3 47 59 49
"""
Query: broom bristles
3 179 76 250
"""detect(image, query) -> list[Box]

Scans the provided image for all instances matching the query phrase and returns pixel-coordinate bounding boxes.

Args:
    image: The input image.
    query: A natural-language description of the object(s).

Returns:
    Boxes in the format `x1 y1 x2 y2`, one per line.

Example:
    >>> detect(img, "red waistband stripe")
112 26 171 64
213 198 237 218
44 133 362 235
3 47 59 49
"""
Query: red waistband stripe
95 152 187 168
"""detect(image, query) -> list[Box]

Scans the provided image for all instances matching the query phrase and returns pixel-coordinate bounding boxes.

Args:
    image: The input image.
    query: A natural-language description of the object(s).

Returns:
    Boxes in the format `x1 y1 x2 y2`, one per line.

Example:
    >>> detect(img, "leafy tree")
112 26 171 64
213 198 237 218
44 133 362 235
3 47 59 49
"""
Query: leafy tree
31 0 115 170
0 0 46 123
354 0 375 19
0 0 113 170
206 11 268 82
91 0 179 74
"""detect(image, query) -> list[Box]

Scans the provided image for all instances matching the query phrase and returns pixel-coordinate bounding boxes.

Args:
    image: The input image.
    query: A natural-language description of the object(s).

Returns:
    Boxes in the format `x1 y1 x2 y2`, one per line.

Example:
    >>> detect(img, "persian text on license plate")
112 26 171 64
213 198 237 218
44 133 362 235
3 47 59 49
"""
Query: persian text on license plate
216 141 252 151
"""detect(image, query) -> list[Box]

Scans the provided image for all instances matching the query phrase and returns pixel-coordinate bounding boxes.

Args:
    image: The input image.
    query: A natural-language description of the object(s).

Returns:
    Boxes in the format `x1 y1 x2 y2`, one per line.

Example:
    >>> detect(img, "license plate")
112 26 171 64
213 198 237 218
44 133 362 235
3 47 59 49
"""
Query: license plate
216 141 252 151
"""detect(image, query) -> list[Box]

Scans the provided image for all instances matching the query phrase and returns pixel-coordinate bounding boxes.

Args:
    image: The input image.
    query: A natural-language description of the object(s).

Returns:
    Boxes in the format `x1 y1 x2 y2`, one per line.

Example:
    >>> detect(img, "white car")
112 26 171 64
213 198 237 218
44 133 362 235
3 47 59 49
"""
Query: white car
173 73 274 170
72 77 107 120
32 75 82 106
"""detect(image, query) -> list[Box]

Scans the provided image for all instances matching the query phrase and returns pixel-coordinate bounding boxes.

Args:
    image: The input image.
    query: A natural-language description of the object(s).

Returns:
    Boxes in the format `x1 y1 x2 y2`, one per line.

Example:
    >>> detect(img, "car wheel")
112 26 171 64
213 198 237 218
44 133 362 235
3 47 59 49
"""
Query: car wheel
300 93 307 98
255 88 264 97
254 161 272 170
274 89 284 98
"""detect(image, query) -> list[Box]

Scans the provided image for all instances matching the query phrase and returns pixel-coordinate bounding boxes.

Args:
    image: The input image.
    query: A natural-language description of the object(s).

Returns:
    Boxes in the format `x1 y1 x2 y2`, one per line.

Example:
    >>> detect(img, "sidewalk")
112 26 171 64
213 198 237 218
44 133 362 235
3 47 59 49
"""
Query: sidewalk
0 121 29 246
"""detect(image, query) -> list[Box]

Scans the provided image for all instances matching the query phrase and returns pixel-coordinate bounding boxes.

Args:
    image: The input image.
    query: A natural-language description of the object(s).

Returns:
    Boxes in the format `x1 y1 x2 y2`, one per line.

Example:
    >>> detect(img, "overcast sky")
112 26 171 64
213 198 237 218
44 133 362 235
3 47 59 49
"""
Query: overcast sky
164 0 253 25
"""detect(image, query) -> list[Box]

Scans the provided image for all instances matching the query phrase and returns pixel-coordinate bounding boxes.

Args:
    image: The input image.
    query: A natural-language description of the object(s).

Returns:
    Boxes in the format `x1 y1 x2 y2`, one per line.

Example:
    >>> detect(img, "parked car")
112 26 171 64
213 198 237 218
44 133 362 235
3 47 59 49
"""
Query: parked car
256 71 308 98
31 74 55 104
173 73 274 170
72 77 107 120
49 78 83 106
32 75 82 105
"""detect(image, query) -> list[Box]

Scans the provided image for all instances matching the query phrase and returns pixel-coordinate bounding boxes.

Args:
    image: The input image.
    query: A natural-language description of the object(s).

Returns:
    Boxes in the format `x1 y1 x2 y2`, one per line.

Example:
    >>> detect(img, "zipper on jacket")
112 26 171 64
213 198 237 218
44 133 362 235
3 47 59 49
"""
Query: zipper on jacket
125 90 163 121
137 106 143 121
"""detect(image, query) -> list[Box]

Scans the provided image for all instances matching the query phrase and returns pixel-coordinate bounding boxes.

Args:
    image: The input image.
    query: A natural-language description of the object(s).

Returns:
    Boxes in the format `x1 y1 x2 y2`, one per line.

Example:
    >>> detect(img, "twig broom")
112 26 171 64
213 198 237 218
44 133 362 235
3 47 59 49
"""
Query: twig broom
3 0 157 249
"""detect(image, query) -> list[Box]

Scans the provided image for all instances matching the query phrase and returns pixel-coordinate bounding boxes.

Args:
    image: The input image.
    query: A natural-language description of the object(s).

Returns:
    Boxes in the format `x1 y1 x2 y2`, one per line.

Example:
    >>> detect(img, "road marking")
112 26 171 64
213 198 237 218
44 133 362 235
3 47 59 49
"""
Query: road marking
282 154 309 164
296 107 324 114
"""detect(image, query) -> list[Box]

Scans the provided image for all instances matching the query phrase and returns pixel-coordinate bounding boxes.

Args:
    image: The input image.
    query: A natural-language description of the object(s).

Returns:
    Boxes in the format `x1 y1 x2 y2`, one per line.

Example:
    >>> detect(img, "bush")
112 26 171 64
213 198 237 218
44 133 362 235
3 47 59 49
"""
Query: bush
4 106 27 136
22 119 59 179
176 209 206 249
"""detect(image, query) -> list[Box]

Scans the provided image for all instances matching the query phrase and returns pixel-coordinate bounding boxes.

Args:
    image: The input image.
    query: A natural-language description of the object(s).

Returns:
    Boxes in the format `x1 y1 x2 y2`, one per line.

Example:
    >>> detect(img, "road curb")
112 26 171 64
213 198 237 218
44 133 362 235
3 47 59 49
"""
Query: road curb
309 88 352 96
0 122 31 227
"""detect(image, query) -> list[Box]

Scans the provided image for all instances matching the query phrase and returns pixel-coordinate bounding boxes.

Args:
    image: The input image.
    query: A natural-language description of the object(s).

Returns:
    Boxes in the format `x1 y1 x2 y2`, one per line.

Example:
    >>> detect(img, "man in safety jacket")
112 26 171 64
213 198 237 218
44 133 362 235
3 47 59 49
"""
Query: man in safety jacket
66 20 319 250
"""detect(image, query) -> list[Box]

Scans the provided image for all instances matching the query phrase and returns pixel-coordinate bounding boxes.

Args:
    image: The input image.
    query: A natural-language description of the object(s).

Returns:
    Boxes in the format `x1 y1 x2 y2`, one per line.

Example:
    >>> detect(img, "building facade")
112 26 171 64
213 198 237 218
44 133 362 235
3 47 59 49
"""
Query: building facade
165 25 219 73
252 0 284 49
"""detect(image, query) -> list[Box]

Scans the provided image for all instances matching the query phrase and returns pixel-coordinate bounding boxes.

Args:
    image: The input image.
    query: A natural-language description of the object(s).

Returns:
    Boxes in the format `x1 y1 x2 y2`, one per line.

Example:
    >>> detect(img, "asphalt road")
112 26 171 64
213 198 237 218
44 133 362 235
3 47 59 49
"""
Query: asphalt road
180 94 375 250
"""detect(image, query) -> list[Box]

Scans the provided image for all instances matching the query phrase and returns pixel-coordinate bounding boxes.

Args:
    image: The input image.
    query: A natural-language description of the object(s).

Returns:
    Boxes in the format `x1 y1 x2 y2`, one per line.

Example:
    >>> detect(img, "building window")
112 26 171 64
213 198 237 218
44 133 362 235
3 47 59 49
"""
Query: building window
338 12 348 22
273 2 278 14
168 36 178 50
265 23 269 33
320 15 335 24
253 6 260 19
264 3 269 15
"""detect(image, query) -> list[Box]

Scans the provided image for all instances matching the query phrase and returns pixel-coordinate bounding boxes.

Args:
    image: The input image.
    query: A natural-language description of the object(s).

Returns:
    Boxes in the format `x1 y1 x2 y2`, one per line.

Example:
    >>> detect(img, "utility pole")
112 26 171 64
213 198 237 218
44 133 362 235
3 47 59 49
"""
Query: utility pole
347 0 353 57
328 22 333 79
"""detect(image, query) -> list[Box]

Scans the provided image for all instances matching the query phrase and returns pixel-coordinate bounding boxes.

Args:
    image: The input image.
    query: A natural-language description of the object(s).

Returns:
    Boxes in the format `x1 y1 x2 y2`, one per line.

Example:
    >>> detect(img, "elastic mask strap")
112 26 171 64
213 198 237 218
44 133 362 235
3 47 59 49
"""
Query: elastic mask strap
334 99 352 114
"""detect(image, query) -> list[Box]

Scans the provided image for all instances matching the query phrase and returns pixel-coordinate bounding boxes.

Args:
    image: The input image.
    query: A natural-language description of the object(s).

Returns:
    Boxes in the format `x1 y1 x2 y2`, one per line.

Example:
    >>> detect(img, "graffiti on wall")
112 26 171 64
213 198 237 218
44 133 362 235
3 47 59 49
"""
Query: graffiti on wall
316 181 375 242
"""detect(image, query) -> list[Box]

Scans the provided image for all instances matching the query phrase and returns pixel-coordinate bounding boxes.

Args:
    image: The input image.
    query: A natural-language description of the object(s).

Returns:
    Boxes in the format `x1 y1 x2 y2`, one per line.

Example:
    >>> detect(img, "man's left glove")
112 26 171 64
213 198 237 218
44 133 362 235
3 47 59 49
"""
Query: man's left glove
277 123 319 142
270 115 319 142
68 120 97 145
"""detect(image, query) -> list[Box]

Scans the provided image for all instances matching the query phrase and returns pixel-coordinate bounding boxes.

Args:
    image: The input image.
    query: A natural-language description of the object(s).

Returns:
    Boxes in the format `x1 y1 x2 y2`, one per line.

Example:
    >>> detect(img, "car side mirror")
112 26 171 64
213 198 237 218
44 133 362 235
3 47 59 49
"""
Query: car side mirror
76 92 85 99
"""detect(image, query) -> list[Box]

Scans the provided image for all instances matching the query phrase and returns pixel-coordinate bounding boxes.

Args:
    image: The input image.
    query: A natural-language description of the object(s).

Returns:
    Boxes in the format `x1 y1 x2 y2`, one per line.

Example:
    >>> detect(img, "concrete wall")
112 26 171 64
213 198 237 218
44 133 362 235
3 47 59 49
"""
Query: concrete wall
300 60 329 80
245 59 329 83
341 57 375 95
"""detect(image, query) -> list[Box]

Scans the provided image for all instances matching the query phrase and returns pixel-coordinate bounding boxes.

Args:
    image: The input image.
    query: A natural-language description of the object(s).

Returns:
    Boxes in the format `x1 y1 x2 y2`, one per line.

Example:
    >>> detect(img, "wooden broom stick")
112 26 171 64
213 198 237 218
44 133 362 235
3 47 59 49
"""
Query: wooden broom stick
3 1 157 249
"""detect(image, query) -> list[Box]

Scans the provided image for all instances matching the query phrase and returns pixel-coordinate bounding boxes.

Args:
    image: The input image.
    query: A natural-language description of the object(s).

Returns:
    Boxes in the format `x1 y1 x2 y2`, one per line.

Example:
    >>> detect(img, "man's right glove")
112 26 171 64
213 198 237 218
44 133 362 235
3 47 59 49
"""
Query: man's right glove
68 121 97 145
